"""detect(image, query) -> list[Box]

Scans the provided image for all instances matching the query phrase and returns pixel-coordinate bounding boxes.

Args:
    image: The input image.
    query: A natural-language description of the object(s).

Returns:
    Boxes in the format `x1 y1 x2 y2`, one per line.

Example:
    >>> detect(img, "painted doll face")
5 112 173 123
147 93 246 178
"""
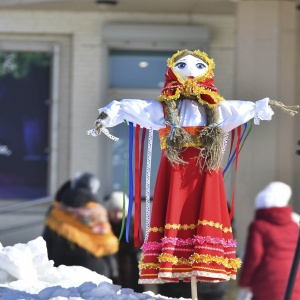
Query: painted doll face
173 54 208 80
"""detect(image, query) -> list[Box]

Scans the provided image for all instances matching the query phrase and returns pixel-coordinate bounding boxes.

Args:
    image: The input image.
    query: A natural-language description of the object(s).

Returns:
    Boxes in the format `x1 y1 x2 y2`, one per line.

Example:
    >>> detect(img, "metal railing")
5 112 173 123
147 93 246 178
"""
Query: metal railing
0 196 53 235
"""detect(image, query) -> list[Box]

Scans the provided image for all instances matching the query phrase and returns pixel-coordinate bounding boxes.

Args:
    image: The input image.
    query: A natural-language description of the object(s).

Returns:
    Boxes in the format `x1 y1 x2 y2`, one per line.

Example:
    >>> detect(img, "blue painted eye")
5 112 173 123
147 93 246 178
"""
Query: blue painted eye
196 63 206 69
175 62 186 69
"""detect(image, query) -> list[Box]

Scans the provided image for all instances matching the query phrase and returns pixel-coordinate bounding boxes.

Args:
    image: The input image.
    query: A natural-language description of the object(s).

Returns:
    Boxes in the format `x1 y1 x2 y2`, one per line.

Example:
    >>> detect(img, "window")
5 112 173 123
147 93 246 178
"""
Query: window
109 50 174 89
0 51 51 199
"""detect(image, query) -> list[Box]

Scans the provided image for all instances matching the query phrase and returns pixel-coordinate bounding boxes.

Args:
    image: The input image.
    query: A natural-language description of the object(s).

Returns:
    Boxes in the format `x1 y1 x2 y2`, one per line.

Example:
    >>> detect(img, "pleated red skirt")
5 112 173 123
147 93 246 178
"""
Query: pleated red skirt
138 147 241 284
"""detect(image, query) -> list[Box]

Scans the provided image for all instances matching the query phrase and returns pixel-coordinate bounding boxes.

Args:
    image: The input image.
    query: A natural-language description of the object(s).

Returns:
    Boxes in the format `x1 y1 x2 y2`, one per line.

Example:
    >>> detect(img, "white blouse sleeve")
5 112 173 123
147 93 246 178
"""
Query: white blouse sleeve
98 99 165 130
219 97 274 132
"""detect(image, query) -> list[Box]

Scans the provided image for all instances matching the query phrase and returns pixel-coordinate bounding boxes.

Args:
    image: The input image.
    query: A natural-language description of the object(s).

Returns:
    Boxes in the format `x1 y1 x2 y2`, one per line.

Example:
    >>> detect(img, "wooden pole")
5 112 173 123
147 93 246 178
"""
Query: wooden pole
191 276 198 300
284 223 300 300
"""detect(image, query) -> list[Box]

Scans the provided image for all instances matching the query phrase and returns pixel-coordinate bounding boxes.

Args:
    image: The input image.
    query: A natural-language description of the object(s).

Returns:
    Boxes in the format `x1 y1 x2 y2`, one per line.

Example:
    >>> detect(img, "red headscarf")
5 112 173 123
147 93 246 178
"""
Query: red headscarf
157 50 224 106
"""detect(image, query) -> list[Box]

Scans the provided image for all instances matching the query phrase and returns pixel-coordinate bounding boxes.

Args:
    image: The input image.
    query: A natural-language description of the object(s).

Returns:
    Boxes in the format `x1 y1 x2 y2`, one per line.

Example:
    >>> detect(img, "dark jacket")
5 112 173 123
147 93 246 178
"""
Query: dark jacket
110 218 144 292
43 225 117 278
42 188 118 279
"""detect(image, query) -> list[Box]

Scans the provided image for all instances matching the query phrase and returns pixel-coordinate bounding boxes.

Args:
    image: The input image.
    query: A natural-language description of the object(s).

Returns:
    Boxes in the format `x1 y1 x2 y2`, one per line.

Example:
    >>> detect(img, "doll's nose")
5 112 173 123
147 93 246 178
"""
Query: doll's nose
188 68 198 77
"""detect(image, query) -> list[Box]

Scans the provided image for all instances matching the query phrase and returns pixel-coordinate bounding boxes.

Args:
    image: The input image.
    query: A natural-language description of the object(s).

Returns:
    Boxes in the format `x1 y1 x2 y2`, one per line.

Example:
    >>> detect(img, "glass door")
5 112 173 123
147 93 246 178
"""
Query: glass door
0 51 51 199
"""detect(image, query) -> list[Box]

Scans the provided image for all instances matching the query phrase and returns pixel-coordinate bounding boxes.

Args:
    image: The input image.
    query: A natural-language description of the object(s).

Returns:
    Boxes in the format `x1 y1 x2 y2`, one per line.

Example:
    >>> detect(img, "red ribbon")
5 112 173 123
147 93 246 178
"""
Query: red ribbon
134 125 140 247
229 125 241 221
229 129 235 160
134 126 146 247
139 128 146 243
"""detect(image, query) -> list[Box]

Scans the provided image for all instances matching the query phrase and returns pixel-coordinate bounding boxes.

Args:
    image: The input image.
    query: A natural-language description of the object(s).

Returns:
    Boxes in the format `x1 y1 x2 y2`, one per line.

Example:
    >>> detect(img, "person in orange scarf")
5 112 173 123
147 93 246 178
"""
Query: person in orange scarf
42 173 119 279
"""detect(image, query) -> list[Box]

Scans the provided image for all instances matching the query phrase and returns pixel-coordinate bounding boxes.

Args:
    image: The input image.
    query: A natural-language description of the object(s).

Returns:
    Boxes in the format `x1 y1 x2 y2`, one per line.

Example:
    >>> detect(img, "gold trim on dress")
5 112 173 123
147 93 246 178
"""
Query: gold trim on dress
149 219 232 234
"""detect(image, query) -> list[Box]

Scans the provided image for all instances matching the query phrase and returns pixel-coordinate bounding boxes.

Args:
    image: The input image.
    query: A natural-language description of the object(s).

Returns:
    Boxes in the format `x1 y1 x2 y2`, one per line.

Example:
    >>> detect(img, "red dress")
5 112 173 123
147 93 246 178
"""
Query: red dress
138 126 241 284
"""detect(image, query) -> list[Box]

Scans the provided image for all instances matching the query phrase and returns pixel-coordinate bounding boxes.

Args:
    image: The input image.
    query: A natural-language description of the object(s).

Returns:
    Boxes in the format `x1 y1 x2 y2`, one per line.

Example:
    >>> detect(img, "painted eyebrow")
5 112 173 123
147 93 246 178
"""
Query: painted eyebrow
176 59 187 63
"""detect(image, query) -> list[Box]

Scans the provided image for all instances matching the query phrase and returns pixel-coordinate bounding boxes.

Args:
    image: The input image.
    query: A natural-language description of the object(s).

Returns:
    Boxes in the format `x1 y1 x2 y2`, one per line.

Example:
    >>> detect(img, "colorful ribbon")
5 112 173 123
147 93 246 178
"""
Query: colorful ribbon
165 112 180 140
138 127 146 245
134 125 142 247
126 122 134 243
228 125 241 221
119 155 128 242
221 121 253 220
144 128 153 242
223 122 249 177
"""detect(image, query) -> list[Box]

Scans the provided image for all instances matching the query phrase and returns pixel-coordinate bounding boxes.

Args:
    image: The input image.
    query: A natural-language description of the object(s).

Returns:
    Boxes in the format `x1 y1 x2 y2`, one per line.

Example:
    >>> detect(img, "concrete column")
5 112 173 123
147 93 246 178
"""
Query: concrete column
234 1 299 252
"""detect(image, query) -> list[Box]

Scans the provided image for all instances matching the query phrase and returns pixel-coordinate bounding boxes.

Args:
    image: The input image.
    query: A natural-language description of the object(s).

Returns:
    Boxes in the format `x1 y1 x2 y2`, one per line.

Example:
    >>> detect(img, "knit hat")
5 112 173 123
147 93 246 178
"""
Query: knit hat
106 191 129 212
255 181 292 209
55 180 71 202
62 188 98 208
71 172 101 195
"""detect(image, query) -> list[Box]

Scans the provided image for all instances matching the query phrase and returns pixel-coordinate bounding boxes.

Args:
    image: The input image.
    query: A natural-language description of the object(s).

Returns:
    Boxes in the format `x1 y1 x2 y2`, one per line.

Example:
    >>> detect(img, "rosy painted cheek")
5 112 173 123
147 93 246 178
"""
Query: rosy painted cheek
193 68 208 77
174 68 189 79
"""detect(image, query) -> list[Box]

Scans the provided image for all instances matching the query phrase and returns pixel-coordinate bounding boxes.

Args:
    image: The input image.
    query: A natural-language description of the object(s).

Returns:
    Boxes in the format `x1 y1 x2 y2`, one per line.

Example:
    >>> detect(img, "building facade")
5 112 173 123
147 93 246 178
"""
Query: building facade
0 0 299 252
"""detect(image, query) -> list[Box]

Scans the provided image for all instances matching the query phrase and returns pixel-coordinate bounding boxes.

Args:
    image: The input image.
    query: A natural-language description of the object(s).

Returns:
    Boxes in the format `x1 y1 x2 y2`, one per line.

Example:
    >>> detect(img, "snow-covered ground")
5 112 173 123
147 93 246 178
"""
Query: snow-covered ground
0 237 188 300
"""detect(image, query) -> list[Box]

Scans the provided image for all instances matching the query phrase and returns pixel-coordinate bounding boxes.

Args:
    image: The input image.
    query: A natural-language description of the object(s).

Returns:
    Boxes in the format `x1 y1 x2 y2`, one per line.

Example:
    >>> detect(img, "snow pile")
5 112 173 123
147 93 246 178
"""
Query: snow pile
0 237 187 300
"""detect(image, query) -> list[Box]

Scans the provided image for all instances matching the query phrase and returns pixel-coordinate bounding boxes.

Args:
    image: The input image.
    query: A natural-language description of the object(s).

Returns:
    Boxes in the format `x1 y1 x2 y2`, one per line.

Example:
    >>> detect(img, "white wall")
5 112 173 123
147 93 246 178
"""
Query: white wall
235 1 300 254
0 10 236 196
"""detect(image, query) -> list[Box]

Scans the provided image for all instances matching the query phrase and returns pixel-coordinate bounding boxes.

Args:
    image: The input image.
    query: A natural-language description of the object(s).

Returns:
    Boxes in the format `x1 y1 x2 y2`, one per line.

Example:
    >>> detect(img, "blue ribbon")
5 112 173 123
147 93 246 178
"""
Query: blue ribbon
126 122 134 243
165 113 180 140
222 122 248 176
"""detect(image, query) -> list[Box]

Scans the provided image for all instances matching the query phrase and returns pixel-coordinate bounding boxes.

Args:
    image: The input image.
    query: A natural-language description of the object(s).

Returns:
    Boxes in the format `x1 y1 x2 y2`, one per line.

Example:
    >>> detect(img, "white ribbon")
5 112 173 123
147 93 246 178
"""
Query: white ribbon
86 123 119 141
101 127 119 141
144 128 153 242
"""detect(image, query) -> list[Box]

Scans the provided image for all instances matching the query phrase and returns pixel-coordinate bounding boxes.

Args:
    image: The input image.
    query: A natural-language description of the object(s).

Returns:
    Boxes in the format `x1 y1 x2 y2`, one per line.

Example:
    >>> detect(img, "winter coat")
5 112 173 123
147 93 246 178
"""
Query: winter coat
110 218 144 293
42 188 119 279
239 206 300 300
43 225 118 278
